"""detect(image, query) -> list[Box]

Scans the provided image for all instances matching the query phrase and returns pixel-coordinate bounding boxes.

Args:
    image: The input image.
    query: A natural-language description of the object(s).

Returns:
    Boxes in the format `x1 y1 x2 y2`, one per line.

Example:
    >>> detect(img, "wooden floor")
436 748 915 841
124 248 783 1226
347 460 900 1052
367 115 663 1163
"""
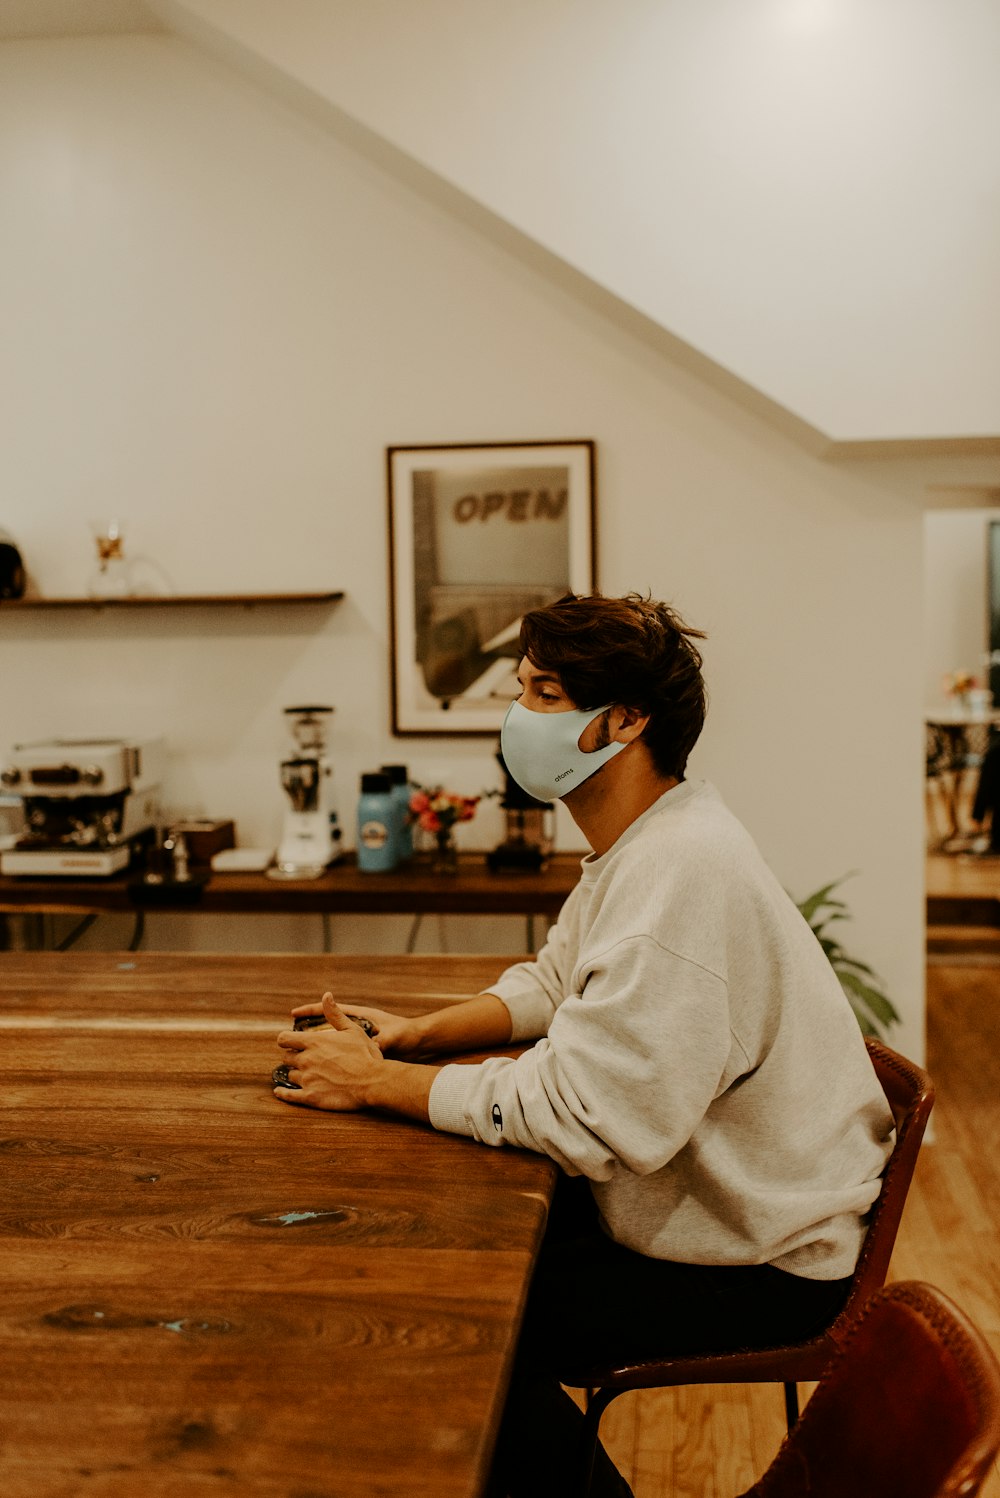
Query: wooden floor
588 952 1000 1498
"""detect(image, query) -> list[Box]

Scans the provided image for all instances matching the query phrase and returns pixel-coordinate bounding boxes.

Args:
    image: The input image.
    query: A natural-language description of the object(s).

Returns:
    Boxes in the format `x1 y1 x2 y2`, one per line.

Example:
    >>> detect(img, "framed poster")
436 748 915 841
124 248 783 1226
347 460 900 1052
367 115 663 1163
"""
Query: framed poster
387 439 596 735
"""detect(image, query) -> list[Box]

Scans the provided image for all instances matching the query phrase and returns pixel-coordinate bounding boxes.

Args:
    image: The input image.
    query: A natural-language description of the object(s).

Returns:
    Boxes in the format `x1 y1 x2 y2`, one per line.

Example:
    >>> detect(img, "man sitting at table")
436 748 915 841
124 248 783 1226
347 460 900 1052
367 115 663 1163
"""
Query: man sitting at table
274 590 895 1498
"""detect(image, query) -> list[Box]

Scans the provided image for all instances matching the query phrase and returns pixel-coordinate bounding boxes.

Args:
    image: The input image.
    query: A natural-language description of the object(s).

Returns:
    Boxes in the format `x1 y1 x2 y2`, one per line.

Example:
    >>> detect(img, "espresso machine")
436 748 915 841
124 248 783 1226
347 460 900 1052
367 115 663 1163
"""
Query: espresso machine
0 737 165 876
268 706 343 880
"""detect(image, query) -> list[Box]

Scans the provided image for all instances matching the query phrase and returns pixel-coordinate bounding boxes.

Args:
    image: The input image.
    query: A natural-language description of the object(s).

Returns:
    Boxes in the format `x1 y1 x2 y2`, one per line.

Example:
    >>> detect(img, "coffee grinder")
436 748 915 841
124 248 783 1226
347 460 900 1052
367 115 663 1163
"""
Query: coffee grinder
268 706 343 880
487 749 554 872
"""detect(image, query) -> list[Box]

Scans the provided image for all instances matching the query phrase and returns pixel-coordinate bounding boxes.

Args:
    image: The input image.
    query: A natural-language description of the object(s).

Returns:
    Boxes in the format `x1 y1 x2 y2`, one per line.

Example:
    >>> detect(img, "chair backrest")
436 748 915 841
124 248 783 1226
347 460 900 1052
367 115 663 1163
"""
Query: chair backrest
744 1281 1000 1498
825 1037 935 1347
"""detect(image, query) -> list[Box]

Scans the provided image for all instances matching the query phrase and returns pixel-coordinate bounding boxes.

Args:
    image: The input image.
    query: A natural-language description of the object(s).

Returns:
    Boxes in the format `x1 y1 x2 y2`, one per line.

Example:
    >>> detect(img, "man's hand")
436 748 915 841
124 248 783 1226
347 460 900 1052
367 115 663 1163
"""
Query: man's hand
275 994 438 1122
289 991 513 1062
275 993 385 1110
290 998 419 1056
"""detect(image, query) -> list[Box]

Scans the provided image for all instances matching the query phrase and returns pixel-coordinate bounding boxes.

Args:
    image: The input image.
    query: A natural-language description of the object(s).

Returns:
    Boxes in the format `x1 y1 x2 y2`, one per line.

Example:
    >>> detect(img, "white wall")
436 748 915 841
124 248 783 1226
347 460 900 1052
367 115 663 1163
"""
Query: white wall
0 34 926 1054
152 0 1000 444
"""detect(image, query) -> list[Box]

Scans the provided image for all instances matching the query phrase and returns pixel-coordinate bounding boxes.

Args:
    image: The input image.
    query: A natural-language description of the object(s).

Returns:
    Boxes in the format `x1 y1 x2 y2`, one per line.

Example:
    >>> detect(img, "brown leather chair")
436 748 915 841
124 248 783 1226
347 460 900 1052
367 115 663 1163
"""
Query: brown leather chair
738 1281 1000 1498
564 1037 935 1496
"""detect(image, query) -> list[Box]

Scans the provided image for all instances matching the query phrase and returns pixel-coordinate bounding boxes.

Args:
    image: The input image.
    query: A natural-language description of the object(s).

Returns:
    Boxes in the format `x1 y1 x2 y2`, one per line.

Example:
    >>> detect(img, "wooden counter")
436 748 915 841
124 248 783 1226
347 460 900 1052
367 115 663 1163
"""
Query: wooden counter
0 850 581 918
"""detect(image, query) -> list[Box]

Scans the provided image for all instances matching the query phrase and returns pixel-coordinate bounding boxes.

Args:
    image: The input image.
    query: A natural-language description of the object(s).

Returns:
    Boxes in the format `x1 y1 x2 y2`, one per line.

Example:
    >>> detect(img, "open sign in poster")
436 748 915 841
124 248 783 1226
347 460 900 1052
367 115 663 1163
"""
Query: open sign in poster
387 440 596 735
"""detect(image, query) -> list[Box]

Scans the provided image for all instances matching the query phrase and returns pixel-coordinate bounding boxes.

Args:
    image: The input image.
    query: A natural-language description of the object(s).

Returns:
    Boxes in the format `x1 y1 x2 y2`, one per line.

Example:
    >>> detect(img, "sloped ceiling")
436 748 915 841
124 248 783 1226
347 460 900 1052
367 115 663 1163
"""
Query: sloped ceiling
13 0 1000 448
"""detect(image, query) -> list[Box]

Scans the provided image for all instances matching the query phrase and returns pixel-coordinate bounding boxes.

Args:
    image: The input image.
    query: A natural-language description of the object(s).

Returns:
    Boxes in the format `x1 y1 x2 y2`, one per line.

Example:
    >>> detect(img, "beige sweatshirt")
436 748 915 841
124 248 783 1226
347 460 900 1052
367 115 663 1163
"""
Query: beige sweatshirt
428 780 894 1279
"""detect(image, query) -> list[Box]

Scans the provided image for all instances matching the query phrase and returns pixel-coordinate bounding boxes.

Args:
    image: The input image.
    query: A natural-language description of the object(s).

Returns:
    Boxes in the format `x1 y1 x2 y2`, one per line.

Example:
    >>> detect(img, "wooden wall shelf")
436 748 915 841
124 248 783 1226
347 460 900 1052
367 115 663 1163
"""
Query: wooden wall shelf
1 591 344 611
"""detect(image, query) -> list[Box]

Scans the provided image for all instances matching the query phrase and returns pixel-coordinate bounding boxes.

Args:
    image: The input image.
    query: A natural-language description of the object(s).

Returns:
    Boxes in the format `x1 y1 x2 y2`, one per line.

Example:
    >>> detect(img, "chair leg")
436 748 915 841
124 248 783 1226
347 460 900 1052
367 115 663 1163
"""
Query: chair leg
579 1387 620 1498
783 1380 799 1429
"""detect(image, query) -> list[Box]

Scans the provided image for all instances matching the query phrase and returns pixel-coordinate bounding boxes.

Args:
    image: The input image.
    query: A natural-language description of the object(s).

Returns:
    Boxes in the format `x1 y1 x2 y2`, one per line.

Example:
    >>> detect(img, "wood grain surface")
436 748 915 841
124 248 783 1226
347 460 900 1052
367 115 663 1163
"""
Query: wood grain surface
0 952 557 1498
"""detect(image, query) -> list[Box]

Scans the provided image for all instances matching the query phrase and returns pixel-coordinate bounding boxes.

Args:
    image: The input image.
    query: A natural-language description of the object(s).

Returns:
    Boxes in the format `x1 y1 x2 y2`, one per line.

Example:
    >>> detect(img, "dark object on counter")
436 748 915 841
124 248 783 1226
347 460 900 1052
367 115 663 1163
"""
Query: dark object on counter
0 531 25 600
127 869 210 904
487 748 552 873
293 1011 378 1038
272 1063 299 1090
128 827 210 902
486 841 547 873
167 819 236 866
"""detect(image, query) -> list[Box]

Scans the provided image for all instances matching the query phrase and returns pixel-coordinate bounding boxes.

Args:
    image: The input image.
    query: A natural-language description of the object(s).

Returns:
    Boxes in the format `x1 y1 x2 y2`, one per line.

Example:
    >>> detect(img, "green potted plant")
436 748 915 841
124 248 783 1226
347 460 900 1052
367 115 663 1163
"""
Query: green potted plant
796 877 900 1038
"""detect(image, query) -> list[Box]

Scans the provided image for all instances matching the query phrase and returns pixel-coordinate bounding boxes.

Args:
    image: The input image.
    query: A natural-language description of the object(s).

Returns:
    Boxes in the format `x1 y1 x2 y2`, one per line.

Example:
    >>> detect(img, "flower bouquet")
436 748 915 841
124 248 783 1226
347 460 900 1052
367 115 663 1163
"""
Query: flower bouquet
409 786 481 872
943 668 981 699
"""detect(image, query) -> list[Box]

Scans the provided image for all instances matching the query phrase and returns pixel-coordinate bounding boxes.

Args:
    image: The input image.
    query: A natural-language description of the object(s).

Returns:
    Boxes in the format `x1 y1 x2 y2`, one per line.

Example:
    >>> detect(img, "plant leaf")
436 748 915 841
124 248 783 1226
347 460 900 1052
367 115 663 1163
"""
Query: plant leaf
834 956 880 979
838 970 901 1027
794 873 896 1037
796 881 847 923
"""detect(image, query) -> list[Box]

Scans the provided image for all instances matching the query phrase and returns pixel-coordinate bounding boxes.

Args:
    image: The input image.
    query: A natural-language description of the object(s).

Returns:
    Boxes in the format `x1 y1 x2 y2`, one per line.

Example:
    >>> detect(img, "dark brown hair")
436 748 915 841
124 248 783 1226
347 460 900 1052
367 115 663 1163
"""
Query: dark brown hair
518 592 707 779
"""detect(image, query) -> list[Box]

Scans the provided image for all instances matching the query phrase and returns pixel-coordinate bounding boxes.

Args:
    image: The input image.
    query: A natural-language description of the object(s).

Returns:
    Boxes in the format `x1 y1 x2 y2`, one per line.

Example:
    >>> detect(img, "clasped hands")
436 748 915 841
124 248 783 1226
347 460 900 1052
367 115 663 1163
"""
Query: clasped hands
273 987 506 1120
274 992 405 1111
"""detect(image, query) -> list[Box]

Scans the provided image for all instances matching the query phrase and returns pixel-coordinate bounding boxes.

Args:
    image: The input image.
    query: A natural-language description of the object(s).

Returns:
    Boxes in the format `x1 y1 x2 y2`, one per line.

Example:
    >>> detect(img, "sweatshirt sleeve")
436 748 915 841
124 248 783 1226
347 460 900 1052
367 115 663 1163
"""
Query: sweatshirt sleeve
482 888 580 1042
428 934 738 1179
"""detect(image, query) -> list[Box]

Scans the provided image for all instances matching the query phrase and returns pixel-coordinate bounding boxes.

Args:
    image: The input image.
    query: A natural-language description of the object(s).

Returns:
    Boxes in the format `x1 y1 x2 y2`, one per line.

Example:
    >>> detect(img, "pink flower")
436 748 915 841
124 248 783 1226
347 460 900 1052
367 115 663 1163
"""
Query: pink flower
408 785 481 833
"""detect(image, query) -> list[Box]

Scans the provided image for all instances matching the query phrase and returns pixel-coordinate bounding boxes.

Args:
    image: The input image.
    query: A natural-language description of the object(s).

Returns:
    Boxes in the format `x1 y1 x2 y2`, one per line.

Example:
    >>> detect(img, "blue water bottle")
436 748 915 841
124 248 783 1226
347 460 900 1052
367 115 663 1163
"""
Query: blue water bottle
356 773 398 872
380 763 413 862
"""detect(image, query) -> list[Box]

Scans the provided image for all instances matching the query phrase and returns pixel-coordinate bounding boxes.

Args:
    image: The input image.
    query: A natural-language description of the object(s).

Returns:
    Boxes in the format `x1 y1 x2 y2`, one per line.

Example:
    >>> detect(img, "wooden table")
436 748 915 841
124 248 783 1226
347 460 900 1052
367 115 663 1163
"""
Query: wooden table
0 952 558 1497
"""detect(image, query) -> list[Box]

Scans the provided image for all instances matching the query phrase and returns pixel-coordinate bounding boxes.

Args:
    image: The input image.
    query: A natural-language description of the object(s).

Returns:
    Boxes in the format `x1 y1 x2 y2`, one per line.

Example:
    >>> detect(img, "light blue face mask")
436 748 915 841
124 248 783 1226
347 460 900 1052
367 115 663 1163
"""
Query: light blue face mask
500 699 627 804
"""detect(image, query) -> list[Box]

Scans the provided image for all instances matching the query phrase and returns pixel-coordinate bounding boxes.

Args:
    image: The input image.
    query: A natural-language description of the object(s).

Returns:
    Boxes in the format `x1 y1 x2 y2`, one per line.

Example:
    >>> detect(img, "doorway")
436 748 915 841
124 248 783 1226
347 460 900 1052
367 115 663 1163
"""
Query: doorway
924 503 1000 953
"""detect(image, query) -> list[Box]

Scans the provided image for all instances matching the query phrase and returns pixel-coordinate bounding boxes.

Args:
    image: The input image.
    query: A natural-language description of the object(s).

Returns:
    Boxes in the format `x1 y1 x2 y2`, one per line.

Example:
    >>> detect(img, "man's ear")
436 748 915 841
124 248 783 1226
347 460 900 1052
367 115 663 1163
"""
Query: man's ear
611 704 650 743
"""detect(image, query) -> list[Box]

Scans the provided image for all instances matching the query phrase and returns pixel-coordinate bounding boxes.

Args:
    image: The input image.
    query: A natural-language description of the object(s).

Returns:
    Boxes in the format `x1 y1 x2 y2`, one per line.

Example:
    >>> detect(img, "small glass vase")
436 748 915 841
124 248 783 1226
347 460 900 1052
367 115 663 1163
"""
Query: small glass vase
87 518 131 599
431 828 458 874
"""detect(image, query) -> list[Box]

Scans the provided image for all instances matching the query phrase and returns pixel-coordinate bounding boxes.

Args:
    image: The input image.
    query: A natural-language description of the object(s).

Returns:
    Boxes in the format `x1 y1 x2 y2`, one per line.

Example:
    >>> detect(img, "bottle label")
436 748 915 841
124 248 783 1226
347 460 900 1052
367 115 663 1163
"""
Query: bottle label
360 819 389 850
